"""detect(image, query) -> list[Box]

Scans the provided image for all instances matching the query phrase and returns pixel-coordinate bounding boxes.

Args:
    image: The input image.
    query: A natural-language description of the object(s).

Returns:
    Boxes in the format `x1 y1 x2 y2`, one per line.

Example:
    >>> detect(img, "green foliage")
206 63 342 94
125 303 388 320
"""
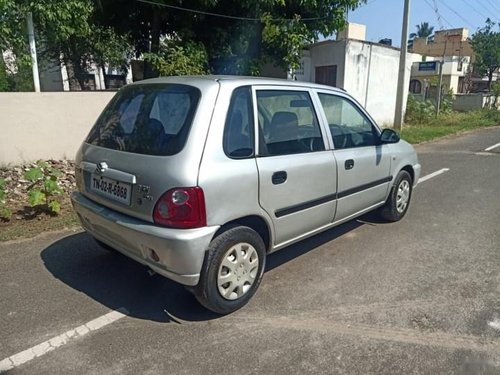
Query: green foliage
410 22 434 39
0 0 29 62
491 82 500 109
470 19 500 90
3 0 367 82
144 40 209 76
405 95 436 123
1 0 132 90
405 94 454 124
0 178 12 221
115 0 365 75
24 161 63 214
262 13 310 71
402 109 500 144
0 57 9 91
260 0 361 71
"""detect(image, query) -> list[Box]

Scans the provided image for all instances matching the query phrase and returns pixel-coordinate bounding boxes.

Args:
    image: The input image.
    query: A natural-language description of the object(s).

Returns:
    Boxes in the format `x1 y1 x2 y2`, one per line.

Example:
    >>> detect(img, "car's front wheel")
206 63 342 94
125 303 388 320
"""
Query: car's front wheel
194 226 266 314
379 170 413 222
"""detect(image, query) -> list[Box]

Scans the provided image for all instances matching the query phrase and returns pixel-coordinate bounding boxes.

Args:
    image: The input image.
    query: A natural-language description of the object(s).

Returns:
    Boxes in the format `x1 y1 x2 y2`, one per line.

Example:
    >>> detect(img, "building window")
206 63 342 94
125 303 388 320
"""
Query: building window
315 65 337 87
409 79 422 94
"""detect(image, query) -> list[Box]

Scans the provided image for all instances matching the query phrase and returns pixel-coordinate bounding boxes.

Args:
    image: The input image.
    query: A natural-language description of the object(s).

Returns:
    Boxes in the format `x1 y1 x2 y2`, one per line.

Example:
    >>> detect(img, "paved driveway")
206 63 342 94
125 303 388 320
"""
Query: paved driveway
1 127 500 374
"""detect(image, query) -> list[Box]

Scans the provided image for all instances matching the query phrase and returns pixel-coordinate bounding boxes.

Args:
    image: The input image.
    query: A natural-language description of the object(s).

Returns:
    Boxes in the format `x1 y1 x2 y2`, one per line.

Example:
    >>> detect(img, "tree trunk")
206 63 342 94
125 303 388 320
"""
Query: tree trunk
64 60 82 91
101 63 107 90
487 69 494 92
150 12 161 53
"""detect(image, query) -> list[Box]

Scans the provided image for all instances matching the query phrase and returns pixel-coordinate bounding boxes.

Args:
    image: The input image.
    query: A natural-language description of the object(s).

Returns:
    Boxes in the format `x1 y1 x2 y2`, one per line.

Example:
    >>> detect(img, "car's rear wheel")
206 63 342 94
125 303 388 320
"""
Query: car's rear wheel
194 226 266 314
379 170 413 222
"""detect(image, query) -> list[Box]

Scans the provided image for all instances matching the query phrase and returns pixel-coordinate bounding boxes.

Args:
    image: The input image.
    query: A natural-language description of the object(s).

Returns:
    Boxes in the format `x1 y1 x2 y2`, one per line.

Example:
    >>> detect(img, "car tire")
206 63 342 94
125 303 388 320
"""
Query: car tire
194 226 266 314
379 170 413 222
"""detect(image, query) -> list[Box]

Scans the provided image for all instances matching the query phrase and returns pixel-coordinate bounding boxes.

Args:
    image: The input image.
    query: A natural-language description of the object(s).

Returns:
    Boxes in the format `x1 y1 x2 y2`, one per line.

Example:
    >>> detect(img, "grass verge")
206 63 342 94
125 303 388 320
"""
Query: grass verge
401 109 500 144
0 208 79 242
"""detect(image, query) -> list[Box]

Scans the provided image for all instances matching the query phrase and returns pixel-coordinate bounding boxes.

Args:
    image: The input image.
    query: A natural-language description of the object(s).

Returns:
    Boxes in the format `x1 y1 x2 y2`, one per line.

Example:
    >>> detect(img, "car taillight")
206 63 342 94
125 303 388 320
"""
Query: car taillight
153 187 206 229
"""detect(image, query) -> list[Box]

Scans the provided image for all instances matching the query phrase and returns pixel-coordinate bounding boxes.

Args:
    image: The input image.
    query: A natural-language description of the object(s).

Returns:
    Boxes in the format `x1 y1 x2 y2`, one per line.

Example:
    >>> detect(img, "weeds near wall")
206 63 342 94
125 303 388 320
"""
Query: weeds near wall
24 161 64 214
0 178 12 221
405 95 454 124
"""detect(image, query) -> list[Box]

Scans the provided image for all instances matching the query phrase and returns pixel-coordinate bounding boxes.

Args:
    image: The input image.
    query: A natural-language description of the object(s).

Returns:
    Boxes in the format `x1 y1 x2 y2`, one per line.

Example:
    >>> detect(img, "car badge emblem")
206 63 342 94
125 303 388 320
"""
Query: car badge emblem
96 162 108 174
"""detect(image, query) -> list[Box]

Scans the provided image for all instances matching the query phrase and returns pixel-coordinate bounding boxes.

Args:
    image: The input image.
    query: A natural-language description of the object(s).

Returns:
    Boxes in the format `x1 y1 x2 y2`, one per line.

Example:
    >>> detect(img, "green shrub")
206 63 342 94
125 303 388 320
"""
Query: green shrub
24 161 64 214
0 178 12 220
144 40 209 76
405 95 436 123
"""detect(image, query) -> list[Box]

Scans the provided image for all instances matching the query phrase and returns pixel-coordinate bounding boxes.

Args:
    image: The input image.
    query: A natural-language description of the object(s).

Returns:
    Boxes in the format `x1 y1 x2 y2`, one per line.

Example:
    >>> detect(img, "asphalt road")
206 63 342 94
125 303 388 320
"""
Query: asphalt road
1 127 499 374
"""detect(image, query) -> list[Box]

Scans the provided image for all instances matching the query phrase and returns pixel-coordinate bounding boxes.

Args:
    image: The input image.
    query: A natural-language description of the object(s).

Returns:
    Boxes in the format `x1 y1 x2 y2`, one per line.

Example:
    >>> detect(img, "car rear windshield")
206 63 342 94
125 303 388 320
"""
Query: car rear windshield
86 84 201 156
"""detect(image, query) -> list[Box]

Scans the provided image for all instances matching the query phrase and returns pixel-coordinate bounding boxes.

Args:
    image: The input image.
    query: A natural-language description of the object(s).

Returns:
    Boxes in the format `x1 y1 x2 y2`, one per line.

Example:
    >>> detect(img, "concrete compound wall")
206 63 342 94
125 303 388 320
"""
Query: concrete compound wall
453 94 500 112
0 92 115 166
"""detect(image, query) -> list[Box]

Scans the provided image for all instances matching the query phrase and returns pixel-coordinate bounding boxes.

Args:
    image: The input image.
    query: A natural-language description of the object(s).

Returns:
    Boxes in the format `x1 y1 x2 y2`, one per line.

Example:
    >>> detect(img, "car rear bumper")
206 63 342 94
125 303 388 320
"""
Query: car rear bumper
71 192 219 286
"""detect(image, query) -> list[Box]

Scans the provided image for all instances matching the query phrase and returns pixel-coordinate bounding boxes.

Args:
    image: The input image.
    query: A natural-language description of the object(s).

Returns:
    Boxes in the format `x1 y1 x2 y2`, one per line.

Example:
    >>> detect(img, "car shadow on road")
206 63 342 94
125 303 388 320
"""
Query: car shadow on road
40 213 381 323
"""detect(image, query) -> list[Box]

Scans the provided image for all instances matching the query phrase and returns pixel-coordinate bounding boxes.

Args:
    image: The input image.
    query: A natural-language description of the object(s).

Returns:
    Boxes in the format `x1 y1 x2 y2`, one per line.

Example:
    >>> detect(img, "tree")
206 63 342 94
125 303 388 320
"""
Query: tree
0 56 9 91
1 0 132 90
92 0 366 76
144 39 209 76
410 22 434 39
470 19 500 91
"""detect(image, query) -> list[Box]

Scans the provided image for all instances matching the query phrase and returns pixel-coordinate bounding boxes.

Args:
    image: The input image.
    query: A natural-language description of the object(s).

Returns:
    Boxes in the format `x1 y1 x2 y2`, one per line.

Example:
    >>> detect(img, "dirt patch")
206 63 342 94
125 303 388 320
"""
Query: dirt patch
0 160 80 241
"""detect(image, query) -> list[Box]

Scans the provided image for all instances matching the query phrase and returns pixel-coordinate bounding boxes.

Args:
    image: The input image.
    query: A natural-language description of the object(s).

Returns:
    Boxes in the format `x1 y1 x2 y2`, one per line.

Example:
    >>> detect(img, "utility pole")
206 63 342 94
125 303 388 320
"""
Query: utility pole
394 0 410 131
436 33 448 116
26 12 40 92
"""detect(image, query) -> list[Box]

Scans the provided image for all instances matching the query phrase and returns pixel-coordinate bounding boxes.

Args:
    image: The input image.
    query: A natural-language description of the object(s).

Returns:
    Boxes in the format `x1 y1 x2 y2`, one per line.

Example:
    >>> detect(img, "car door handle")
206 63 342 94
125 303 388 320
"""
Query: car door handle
272 171 287 185
345 159 354 170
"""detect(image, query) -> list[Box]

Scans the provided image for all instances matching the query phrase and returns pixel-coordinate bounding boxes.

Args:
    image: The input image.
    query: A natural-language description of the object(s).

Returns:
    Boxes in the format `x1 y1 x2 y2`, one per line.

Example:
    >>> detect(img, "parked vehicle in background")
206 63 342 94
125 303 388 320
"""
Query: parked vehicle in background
72 76 421 314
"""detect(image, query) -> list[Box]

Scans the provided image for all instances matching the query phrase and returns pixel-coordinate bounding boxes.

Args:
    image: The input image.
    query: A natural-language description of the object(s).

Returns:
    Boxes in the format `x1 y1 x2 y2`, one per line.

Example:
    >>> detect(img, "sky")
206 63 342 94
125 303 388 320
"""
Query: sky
345 0 500 47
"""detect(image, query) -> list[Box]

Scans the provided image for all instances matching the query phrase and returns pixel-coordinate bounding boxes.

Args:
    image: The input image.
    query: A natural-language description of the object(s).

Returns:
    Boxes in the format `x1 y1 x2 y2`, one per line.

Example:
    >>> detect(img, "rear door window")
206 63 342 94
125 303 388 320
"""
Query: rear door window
86 84 200 156
256 90 325 156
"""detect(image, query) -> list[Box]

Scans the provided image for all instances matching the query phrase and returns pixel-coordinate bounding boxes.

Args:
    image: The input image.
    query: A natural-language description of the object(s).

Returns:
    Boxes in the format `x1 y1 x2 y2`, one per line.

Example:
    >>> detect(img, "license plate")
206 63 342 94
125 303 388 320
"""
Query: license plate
90 174 132 205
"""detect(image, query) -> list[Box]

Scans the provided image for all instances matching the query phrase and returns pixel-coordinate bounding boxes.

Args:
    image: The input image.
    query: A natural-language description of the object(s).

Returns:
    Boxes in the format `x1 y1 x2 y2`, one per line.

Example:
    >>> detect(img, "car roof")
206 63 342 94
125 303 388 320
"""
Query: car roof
129 75 346 93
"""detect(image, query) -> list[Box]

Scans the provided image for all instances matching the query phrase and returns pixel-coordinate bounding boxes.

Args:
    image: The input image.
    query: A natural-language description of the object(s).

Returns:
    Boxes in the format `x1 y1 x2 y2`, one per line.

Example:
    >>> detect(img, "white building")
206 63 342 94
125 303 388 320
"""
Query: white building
292 23 421 126
409 56 471 96
38 61 132 91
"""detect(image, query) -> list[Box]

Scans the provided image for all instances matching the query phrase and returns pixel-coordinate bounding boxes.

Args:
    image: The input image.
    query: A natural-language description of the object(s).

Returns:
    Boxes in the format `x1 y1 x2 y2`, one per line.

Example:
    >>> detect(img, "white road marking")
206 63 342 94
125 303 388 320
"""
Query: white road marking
485 142 500 152
0 308 128 373
488 319 500 331
418 168 450 183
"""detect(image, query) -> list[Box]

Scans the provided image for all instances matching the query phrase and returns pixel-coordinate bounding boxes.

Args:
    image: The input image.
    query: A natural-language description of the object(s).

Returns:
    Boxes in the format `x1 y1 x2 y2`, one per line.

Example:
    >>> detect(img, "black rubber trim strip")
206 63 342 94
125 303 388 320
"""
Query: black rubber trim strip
275 193 337 218
337 176 393 199
274 176 393 218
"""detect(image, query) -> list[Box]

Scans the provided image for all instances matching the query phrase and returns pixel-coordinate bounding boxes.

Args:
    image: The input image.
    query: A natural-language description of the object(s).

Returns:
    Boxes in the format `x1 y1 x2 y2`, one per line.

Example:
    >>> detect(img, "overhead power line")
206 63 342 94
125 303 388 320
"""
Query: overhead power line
423 0 454 29
483 0 499 11
432 0 444 29
437 0 476 29
476 0 500 17
458 0 489 20
137 0 330 22
485 0 499 10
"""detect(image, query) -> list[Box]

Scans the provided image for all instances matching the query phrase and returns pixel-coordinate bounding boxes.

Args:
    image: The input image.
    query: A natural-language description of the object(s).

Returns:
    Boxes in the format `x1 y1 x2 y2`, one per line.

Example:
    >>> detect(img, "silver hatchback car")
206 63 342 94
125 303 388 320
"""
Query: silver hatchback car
72 76 421 314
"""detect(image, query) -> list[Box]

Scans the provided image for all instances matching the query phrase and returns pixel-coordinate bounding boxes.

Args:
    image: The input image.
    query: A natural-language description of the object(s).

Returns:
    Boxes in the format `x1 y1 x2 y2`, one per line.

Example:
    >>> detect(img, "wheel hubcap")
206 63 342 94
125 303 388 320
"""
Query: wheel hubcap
217 243 259 300
396 179 411 213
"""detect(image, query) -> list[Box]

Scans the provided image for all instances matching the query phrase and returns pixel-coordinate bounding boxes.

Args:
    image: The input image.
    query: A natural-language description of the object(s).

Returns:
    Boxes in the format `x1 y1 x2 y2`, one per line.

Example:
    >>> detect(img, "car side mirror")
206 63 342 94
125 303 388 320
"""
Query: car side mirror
379 128 400 144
